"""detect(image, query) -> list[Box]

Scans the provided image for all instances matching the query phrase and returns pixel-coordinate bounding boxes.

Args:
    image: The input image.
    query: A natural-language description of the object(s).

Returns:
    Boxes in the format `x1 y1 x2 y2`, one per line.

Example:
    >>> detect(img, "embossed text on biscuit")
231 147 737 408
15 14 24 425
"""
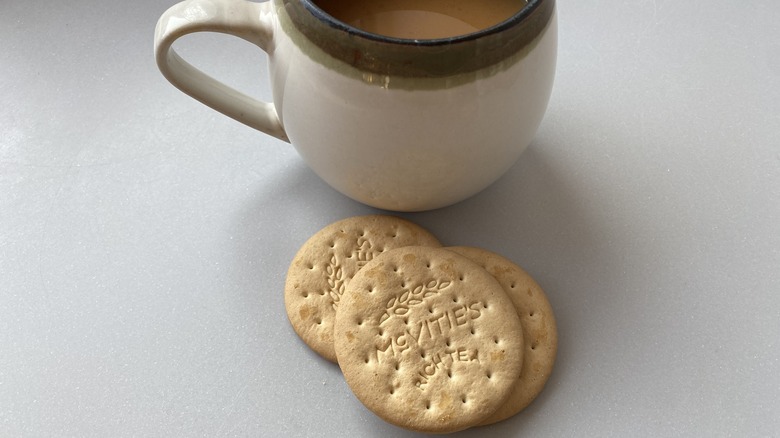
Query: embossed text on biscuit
373 299 486 390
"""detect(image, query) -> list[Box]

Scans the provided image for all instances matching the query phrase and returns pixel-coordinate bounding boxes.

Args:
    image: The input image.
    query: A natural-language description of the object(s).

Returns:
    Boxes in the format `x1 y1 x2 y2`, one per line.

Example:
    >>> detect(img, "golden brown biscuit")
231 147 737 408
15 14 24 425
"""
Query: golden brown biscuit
447 246 558 425
334 246 523 433
285 215 441 362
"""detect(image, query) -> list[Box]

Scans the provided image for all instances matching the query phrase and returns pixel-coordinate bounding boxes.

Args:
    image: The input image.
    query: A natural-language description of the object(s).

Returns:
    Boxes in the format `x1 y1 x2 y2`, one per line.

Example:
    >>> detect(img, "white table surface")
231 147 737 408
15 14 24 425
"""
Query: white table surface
2 0 778 436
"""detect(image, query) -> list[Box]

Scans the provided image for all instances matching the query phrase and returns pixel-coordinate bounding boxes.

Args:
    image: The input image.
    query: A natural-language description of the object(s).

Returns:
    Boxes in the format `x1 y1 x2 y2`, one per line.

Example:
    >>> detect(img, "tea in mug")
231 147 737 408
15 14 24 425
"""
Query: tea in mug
315 0 528 39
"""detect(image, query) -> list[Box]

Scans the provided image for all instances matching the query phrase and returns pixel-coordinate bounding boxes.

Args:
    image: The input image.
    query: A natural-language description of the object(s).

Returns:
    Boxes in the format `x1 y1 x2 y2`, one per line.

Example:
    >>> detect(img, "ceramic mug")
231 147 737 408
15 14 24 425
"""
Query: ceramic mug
154 0 557 211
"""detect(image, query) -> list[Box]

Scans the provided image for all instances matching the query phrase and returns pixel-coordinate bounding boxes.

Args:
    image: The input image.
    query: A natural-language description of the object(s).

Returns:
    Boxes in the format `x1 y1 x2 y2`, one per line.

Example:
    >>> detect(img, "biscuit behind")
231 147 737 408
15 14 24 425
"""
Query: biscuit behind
285 215 441 362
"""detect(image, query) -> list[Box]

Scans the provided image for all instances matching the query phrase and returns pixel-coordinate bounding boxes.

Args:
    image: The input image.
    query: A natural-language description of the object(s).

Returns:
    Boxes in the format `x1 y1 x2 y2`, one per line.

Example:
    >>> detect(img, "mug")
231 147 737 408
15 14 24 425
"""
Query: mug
154 0 557 211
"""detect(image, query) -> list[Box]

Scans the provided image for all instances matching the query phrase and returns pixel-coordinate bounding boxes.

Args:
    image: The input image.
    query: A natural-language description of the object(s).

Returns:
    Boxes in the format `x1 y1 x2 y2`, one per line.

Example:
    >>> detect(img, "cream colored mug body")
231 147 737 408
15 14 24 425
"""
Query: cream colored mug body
154 0 557 211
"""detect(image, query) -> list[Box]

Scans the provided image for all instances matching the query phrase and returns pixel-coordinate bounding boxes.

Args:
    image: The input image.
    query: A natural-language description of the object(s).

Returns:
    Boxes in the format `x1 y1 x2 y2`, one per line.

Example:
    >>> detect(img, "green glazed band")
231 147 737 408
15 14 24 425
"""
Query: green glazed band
280 0 556 78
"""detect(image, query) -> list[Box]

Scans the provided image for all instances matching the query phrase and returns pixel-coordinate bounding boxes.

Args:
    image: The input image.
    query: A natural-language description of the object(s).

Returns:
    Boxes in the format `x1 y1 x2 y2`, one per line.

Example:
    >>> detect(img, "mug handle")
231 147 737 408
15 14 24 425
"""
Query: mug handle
154 0 288 142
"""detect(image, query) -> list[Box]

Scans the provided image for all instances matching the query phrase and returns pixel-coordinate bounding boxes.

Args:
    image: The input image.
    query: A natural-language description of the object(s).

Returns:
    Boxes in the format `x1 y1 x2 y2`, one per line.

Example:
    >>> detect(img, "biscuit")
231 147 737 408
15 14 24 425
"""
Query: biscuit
447 246 558 425
334 246 524 433
285 215 441 362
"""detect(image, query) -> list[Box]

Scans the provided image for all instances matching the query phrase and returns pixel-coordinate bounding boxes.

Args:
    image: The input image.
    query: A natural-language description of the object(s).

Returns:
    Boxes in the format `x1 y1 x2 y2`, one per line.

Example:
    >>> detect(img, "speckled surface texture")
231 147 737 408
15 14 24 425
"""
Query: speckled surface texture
1 0 778 436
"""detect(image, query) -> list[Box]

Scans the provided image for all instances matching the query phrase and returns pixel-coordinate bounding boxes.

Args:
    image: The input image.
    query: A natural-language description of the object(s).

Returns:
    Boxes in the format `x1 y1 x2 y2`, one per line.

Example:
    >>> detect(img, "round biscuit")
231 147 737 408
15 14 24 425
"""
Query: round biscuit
285 215 441 362
447 246 558 425
334 246 524 433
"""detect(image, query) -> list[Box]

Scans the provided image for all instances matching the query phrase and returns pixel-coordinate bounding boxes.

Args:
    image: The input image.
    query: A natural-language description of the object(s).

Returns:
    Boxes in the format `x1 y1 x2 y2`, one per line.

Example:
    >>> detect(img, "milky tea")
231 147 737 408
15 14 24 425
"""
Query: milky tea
315 0 529 39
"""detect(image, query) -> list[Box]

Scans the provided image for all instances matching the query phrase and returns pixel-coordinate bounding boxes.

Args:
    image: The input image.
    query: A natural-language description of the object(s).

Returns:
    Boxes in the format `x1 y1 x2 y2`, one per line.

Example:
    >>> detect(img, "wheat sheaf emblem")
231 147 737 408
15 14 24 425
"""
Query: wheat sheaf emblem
325 235 375 310
380 279 452 325
325 254 345 310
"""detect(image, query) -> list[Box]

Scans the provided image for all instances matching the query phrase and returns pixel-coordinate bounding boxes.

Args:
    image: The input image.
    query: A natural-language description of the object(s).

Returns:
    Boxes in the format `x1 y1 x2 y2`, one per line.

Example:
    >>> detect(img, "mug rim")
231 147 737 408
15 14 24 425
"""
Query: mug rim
280 0 556 78
301 0 546 45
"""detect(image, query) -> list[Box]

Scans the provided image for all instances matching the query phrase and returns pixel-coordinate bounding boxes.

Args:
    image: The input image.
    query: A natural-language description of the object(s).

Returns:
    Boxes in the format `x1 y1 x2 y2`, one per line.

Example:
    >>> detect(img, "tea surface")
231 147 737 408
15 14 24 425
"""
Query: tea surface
315 0 528 39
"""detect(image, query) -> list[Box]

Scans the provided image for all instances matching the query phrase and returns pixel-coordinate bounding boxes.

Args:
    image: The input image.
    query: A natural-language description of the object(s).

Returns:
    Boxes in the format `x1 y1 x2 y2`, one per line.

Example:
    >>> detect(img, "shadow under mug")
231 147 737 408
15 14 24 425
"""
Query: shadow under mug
154 0 557 212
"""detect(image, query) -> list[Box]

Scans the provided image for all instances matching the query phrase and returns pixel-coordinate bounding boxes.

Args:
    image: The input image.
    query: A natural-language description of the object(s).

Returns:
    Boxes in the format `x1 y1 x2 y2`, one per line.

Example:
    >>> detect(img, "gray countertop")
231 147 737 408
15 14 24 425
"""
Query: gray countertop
2 0 778 436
